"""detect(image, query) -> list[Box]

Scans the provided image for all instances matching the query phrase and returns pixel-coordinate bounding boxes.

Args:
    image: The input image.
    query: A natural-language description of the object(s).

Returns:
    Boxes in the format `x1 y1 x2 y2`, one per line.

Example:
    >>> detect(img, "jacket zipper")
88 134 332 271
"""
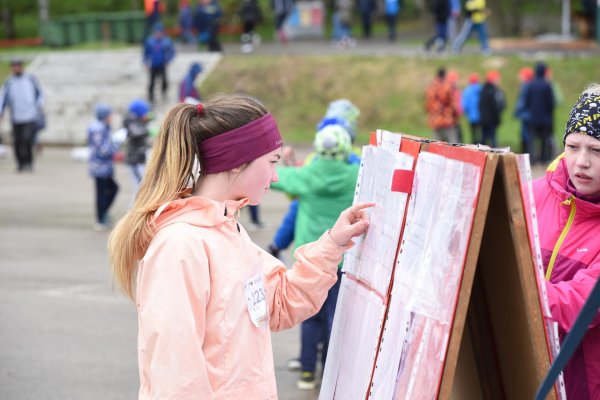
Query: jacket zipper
545 195 576 280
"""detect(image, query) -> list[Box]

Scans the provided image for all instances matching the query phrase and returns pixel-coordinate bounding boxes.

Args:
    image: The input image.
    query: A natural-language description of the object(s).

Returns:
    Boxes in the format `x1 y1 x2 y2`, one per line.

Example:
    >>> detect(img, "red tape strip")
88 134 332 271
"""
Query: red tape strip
369 132 377 145
391 169 415 193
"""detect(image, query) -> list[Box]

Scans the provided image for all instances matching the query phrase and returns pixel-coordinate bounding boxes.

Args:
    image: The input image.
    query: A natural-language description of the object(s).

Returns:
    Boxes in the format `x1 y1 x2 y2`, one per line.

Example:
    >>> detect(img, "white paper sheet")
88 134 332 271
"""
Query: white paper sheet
377 129 402 152
319 277 386 400
378 152 481 399
320 276 355 400
343 143 414 296
394 152 480 322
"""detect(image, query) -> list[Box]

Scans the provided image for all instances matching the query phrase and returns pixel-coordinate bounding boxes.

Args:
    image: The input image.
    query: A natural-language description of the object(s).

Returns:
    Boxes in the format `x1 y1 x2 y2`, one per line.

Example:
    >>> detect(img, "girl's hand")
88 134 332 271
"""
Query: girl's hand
329 202 375 246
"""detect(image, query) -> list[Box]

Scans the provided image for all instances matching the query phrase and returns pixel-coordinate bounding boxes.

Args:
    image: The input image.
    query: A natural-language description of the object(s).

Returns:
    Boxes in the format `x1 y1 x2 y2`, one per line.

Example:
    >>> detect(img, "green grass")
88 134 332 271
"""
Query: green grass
201 54 600 150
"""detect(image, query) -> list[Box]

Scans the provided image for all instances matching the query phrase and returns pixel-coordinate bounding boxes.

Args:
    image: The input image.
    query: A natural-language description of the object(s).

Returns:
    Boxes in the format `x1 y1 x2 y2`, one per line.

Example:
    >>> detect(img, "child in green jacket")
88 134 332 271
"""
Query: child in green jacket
270 124 359 389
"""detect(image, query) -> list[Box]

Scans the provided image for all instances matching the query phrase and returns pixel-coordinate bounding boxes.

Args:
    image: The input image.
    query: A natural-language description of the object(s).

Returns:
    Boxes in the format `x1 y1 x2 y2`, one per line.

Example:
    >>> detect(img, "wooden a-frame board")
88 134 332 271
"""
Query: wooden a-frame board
439 153 556 399
321 134 559 399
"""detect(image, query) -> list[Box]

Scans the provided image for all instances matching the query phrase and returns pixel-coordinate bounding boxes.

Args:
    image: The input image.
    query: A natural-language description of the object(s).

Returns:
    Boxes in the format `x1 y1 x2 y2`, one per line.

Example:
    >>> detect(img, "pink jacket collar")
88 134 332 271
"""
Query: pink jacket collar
152 196 249 229
547 158 600 217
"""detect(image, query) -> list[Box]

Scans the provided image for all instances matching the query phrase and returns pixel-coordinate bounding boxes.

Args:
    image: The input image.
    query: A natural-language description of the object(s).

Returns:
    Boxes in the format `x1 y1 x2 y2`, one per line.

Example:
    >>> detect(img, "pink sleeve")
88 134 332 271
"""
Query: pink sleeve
137 230 213 399
263 232 352 332
545 262 600 333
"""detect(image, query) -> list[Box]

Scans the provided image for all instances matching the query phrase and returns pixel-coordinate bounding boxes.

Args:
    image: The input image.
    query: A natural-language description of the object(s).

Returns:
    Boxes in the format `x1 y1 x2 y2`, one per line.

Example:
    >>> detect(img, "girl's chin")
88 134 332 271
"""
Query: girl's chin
573 183 600 197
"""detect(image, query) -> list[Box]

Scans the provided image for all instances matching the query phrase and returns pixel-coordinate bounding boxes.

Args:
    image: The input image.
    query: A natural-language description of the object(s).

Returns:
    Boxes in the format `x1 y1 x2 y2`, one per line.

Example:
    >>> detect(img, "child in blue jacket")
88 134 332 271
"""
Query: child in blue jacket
88 104 120 231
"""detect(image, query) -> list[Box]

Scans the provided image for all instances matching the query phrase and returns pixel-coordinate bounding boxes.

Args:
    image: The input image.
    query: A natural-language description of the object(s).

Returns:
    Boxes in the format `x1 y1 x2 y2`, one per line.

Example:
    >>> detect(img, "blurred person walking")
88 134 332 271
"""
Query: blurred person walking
143 23 176 103
0 57 44 172
461 72 482 144
332 0 355 48
514 66 534 155
239 0 263 53
357 0 376 39
478 70 505 147
451 0 491 55
524 62 556 164
272 0 294 45
144 0 164 39
88 104 120 231
194 0 224 52
178 0 195 44
384 0 401 42
447 0 461 43
423 0 450 53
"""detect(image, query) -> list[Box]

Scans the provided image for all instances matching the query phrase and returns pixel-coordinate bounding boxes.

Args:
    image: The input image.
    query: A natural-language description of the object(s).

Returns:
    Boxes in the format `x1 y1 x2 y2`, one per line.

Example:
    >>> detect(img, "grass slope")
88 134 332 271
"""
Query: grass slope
201 54 600 150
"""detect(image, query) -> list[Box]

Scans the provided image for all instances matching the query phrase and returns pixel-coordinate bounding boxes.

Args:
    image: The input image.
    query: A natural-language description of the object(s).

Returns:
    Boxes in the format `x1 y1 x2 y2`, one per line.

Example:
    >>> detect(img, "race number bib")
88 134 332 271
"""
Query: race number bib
243 274 268 328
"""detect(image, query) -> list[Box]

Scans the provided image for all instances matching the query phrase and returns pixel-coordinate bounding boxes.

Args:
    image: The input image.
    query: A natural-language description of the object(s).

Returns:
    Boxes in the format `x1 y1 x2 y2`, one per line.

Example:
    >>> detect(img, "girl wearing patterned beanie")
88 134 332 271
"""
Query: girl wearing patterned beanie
533 83 600 399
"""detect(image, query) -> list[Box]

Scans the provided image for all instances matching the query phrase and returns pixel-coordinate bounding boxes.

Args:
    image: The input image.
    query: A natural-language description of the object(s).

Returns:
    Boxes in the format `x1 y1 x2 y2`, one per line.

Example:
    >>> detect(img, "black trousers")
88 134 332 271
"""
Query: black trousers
470 122 482 144
148 65 167 102
529 123 553 163
12 121 36 171
95 176 119 224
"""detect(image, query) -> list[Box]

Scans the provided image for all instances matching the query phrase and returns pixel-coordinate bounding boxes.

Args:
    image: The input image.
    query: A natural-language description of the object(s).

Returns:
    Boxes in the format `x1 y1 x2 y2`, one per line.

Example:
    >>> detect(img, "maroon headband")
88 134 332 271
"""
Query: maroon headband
198 113 283 174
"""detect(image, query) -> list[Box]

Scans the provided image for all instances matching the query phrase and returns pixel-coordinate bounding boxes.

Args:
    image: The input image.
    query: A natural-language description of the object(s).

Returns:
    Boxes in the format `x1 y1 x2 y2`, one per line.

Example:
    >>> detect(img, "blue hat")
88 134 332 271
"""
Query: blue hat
316 116 351 137
128 99 151 118
95 103 112 121
190 62 203 76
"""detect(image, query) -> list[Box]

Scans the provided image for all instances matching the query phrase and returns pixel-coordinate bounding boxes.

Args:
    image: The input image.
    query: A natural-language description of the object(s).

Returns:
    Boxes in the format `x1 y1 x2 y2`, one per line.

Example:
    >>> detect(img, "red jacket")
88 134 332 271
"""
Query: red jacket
425 79 458 129
533 156 600 400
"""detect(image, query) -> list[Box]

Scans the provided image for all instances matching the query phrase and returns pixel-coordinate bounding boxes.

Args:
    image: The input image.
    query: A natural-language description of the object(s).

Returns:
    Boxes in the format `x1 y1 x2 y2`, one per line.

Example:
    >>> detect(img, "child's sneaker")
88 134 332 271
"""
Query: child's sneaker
297 371 316 390
94 222 111 232
285 358 301 372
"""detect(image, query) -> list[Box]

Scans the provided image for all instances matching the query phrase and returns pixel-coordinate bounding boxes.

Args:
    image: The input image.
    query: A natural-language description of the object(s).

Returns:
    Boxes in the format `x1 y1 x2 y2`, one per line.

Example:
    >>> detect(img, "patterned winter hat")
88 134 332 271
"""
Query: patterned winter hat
563 92 600 143
314 124 352 161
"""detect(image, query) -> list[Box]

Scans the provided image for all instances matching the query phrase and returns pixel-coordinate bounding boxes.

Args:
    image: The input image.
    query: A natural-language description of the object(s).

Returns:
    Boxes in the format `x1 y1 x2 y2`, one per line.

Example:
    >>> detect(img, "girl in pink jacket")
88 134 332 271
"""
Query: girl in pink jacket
107 94 372 399
533 84 600 399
